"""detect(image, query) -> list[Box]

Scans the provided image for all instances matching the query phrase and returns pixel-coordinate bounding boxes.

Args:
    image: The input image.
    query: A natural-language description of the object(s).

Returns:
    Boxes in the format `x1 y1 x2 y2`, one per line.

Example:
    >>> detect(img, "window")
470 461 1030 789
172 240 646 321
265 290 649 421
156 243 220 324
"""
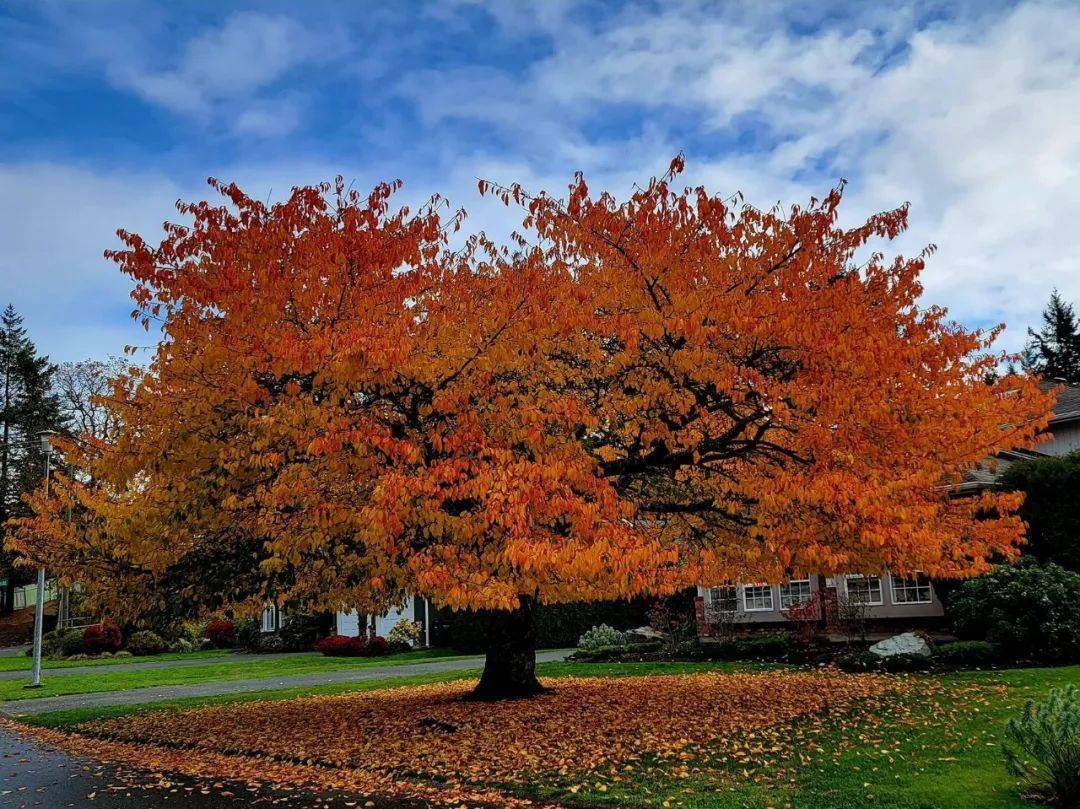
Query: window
743 584 774 611
709 585 739 613
844 575 883 605
779 578 812 608
261 604 280 633
891 573 932 604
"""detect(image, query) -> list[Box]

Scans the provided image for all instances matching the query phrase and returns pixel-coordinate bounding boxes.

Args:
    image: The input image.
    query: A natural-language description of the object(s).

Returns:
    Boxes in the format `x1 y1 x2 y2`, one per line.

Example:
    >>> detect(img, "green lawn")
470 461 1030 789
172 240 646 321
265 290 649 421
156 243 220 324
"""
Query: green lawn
522 664 1080 809
0 648 233 672
0 648 465 701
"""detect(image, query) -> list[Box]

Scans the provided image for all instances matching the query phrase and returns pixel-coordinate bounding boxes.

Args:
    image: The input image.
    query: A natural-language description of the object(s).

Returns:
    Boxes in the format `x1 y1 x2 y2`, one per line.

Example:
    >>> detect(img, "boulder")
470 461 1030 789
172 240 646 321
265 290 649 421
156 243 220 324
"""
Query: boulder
625 626 667 644
869 632 931 658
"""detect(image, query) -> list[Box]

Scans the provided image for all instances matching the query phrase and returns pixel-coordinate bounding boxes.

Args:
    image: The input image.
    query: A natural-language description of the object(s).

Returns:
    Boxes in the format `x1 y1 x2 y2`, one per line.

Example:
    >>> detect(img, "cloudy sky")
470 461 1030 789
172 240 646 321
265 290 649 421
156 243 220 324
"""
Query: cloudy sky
1 0 1078 362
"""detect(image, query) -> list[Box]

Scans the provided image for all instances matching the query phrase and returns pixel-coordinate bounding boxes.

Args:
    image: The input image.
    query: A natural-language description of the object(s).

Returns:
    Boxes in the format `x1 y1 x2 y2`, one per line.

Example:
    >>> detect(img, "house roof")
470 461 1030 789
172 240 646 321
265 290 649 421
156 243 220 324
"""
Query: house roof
1046 381 1080 424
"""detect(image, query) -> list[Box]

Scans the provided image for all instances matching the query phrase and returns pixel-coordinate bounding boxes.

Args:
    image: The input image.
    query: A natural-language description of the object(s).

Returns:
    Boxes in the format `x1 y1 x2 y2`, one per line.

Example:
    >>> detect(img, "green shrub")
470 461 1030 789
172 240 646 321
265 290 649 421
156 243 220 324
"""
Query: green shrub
949 561 1080 663
713 631 792 660
934 640 1000 666
41 630 64 658
234 618 262 652
278 613 323 652
126 630 166 656
569 641 664 662
59 628 86 657
577 624 628 652
258 633 285 653
168 638 194 654
1003 685 1080 806
836 649 933 673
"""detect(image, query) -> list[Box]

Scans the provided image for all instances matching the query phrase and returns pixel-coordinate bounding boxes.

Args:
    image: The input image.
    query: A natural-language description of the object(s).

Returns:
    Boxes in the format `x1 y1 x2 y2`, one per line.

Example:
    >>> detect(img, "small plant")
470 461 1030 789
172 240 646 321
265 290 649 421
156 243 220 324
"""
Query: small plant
713 631 792 661
83 623 123 654
1002 685 1080 806
782 593 822 646
647 601 696 654
577 624 628 652
387 619 424 651
126 629 167 656
204 619 236 648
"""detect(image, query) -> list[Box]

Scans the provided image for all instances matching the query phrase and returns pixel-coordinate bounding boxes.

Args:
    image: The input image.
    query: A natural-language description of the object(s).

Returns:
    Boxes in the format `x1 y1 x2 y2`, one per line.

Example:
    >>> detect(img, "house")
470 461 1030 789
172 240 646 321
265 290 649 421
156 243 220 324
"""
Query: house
695 381 1080 638
259 596 433 645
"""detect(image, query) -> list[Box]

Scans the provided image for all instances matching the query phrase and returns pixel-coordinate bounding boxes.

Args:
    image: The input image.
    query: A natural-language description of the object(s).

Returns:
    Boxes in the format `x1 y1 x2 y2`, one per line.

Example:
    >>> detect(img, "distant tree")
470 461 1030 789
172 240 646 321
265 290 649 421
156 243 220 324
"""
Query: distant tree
999 452 1080 571
0 305 64 613
1023 290 1080 383
54 357 128 443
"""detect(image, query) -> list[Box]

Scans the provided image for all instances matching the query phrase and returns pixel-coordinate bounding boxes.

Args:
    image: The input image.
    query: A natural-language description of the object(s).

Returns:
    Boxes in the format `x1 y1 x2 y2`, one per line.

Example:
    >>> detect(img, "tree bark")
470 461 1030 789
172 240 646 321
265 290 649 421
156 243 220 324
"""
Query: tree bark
472 596 544 699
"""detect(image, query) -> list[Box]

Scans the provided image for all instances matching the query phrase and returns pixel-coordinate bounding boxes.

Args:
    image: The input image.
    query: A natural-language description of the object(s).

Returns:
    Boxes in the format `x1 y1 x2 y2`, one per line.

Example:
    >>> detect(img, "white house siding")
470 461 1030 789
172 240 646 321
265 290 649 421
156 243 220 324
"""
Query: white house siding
336 595 422 637
1040 419 1080 456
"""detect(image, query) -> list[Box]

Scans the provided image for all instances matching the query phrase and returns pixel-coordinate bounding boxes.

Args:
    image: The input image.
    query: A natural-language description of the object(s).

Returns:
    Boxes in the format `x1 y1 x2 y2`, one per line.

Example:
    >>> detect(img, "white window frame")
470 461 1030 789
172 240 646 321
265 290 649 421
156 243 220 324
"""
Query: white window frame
708 585 739 613
261 604 280 633
890 573 933 605
779 578 813 608
742 584 774 612
844 574 883 606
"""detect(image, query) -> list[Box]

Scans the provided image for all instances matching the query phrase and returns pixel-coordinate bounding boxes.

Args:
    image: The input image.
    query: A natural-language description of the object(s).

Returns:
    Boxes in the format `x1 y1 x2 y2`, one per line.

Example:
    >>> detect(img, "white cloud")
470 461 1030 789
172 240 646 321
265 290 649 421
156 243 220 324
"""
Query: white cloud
102 11 345 134
401 0 1080 353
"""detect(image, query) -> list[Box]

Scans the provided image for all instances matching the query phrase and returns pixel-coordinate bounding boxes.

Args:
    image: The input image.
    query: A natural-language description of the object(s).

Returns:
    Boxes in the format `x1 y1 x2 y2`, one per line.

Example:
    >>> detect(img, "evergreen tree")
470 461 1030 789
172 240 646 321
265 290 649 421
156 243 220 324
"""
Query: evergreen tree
1022 289 1080 383
0 305 64 614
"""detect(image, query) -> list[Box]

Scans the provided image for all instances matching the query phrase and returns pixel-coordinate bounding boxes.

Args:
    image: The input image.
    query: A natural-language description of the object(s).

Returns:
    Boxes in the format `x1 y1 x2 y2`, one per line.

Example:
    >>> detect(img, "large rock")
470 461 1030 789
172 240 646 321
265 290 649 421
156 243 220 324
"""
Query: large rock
625 626 667 644
869 632 931 658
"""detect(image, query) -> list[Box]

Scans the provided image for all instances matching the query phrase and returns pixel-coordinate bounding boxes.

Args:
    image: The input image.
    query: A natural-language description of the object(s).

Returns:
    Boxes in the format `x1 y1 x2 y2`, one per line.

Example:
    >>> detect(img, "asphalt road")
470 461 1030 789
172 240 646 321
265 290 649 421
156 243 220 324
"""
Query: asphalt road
0 722 418 808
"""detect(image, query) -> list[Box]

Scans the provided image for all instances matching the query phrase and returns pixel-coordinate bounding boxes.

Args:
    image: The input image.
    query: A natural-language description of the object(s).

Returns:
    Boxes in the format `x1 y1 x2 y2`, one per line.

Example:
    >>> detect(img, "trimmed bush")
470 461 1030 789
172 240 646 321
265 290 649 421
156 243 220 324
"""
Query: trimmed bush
1003 685 1080 806
278 613 323 652
168 638 194 654
83 623 123 654
204 619 236 648
58 628 86 657
712 631 792 660
315 635 365 657
949 561 1080 663
234 618 262 652
126 630 167 656
363 636 390 656
577 624 628 652
934 640 1000 667
258 633 286 653
836 650 933 673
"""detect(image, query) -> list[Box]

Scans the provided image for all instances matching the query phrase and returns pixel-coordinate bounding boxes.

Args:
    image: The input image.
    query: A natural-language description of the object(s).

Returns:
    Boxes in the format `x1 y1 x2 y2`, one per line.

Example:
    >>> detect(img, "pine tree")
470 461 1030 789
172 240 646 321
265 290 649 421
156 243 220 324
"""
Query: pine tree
1022 290 1080 383
0 305 64 614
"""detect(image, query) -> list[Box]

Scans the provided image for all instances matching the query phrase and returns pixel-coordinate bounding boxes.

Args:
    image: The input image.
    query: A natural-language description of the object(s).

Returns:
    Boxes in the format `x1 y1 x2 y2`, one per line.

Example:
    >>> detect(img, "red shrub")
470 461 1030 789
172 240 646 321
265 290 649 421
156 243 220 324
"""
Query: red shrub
83 623 123 654
204 620 236 648
363 635 389 656
315 635 366 657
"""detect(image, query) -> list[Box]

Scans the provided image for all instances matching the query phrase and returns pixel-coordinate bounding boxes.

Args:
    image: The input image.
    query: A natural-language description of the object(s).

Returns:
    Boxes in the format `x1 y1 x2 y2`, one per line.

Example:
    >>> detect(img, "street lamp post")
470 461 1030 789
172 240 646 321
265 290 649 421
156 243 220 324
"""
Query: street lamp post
27 430 55 689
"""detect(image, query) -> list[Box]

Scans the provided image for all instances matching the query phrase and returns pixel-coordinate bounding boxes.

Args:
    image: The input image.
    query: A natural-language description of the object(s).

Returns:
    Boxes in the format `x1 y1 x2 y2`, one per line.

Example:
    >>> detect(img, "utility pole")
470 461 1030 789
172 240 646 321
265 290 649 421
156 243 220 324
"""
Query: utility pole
27 430 54 689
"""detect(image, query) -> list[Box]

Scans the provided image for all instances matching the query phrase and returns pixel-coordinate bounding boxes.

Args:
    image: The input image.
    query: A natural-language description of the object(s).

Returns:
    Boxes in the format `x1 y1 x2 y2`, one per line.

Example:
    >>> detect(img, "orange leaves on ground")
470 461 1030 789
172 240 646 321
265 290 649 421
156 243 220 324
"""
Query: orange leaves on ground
52 671 905 805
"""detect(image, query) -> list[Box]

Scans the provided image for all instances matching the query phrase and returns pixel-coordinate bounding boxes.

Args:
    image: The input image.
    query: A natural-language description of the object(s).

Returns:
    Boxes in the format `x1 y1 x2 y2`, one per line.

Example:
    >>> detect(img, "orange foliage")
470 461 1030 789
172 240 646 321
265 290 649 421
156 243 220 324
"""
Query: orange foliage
6 159 1054 620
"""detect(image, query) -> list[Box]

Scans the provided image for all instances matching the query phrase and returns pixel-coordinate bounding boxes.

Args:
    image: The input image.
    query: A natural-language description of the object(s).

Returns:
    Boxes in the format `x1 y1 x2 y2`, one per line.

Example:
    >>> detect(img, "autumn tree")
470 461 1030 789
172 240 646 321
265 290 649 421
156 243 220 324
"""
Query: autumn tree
8 164 1055 696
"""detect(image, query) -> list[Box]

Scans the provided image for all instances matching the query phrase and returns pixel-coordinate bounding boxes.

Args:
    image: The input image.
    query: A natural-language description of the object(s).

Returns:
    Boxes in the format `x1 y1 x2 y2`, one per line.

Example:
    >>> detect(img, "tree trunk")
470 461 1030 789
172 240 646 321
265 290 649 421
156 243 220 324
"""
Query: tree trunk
472 596 544 699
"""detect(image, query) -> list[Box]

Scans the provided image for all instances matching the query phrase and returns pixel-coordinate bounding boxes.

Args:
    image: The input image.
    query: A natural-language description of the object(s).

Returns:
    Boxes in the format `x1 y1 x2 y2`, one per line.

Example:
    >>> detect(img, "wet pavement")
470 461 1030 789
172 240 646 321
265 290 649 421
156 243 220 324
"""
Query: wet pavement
0 723 394 808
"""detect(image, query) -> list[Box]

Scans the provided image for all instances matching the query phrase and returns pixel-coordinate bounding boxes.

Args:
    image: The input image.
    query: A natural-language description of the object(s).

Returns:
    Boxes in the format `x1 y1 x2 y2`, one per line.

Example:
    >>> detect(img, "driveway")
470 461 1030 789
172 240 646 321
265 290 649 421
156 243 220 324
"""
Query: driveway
0 721 409 807
0 649 570 717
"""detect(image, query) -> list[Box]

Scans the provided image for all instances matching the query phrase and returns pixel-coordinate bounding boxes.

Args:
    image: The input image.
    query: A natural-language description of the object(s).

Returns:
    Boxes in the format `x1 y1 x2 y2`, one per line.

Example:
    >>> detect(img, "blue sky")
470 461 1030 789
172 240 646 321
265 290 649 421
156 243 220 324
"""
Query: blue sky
1 0 1078 362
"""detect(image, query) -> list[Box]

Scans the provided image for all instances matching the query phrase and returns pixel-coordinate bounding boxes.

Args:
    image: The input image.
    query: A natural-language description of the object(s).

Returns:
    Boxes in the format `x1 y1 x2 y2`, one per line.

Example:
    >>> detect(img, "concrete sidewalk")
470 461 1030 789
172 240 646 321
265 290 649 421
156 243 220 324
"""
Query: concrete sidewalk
0 649 570 717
